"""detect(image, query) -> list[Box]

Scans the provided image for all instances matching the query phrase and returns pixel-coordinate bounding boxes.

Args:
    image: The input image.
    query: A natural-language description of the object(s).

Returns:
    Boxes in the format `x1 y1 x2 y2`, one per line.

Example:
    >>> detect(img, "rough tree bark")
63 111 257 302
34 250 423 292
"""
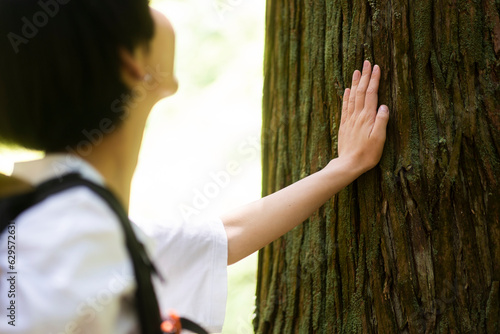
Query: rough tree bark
255 1 500 333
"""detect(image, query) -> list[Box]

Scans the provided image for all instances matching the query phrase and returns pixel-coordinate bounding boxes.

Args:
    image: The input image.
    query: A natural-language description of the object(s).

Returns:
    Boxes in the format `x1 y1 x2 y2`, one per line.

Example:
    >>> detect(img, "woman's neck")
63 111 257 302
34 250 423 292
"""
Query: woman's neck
78 105 151 212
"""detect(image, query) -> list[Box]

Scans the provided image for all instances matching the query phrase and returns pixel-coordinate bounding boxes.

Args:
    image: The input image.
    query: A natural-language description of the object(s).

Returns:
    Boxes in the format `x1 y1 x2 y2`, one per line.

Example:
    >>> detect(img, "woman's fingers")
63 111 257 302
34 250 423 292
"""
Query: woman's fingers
364 64 381 116
348 70 361 116
343 60 382 125
340 88 351 125
354 60 373 114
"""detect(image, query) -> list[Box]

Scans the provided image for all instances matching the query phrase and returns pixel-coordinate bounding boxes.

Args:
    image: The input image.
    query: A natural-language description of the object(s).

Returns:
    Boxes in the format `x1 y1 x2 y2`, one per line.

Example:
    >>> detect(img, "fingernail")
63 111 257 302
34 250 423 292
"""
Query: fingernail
353 70 360 81
381 105 389 113
364 60 370 70
373 65 380 73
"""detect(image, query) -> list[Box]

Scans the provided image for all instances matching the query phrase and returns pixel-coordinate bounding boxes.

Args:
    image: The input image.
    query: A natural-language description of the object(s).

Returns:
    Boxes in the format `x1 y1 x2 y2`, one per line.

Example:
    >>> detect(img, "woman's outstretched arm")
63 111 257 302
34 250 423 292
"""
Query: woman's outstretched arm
221 61 390 265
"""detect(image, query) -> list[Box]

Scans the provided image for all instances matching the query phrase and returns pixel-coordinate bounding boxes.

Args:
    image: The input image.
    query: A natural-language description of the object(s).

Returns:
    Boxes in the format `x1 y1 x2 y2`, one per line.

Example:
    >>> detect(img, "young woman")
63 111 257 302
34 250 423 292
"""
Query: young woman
0 0 389 333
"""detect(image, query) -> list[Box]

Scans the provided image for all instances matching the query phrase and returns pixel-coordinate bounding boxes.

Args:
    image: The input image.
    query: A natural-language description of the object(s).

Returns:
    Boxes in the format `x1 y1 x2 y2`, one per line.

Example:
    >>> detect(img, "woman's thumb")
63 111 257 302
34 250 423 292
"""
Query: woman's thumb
371 105 389 140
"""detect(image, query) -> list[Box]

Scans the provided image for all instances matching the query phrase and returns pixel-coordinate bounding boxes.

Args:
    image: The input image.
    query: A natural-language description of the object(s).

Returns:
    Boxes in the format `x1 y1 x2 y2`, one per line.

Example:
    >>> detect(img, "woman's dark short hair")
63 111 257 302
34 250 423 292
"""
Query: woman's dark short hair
0 0 154 152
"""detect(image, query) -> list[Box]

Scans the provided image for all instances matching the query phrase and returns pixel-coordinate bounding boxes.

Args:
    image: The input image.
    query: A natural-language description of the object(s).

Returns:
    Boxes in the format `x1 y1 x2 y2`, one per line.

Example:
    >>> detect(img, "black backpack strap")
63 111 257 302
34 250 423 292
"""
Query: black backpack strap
0 191 37 232
180 318 210 334
36 173 164 334
162 311 210 334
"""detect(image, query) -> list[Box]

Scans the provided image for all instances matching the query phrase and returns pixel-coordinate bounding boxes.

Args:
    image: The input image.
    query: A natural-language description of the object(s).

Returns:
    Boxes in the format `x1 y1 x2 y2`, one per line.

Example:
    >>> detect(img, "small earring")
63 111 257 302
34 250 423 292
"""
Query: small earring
143 73 153 83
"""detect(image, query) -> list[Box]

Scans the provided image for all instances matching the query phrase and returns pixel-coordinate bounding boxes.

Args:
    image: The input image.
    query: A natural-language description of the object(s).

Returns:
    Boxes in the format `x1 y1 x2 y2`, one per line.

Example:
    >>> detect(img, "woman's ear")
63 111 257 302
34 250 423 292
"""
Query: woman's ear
118 46 147 87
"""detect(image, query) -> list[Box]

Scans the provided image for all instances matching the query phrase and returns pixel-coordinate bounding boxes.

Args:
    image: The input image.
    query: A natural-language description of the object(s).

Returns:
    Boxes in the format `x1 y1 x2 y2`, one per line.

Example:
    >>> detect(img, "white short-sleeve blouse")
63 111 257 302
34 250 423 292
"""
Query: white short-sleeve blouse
0 154 228 333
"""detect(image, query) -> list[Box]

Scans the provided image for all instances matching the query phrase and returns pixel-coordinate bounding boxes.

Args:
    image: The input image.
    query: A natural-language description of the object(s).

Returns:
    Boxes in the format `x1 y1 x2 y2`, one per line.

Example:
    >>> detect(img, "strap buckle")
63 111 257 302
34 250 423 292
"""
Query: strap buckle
161 310 182 334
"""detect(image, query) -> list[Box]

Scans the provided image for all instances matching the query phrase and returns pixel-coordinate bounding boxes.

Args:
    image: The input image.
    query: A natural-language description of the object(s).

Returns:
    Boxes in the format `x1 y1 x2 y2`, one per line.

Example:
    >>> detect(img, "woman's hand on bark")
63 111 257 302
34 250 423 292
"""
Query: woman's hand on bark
337 60 389 175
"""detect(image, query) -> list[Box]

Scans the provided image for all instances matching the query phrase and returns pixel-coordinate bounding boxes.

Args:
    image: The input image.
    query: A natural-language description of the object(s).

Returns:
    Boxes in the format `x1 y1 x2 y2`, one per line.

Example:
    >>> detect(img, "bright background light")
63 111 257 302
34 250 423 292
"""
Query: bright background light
133 1 265 333
0 0 265 333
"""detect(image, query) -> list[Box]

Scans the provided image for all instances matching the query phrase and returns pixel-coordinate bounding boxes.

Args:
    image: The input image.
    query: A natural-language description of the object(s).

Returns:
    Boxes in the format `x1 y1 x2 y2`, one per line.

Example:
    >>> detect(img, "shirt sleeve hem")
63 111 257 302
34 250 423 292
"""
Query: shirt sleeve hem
205 217 228 333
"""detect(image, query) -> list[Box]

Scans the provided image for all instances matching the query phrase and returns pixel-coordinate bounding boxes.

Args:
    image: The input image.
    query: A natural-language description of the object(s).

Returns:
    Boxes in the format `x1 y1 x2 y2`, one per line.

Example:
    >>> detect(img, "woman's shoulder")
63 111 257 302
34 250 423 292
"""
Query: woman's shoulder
19 185 121 231
0 183 134 289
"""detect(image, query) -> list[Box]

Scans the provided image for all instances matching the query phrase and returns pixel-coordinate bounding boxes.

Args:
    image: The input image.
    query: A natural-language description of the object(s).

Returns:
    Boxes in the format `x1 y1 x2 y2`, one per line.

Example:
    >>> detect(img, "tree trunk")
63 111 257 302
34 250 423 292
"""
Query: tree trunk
255 1 500 333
